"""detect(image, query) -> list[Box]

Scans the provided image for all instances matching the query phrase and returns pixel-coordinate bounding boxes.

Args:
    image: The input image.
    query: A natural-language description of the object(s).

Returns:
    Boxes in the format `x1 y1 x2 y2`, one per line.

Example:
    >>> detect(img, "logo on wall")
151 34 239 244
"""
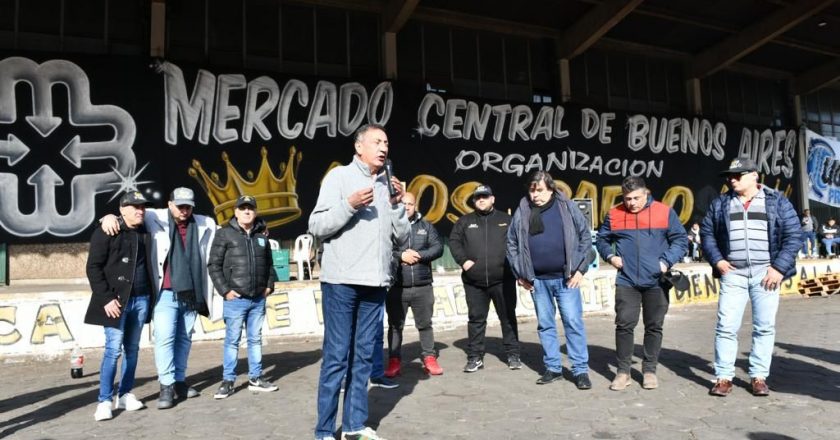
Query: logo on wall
0 57 142 237
806 129 840 206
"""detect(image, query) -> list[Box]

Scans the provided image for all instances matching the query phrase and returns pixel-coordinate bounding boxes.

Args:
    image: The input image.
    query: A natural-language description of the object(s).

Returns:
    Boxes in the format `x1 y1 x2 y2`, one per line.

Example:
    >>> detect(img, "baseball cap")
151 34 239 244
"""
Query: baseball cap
120 191 152 207
719 157 758 176
235 195 257 209
170 187 195 207
472 185 493 199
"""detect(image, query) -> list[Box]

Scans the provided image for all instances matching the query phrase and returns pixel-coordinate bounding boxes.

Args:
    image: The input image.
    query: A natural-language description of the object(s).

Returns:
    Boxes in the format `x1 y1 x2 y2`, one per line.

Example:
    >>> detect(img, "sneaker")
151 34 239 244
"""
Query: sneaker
344 426 387 440
94 401 113 421
643 372 658 390
463 357 484 373
174 381 200 399
610 373 631 391
369 377 399 389
536 370 563 385
116 393 145 411
507 354 523 370
248 377 278 392
214 380 235 399
422 355 443 375
384 357 401 378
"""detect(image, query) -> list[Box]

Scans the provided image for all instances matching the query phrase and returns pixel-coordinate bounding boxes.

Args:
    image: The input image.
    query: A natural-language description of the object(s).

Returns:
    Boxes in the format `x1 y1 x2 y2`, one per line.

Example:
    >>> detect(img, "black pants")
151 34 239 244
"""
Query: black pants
464 281 520 358
386 284 436 358
614 284 669 373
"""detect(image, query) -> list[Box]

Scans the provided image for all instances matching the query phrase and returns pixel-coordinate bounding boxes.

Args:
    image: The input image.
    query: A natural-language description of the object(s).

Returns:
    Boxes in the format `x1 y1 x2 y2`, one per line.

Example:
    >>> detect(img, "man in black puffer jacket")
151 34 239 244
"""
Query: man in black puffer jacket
208 195 278 399
449 184 521 373
383 192 444 378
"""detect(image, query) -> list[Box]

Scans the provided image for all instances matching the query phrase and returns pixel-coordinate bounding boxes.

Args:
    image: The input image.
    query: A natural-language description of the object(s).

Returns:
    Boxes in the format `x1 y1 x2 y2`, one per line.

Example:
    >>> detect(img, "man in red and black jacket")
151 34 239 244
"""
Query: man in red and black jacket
596 176 687 391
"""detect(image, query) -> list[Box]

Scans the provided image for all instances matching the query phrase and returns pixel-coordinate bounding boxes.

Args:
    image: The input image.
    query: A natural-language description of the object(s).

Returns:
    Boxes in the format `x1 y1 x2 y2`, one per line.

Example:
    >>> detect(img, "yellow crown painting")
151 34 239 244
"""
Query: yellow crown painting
189 146 302 229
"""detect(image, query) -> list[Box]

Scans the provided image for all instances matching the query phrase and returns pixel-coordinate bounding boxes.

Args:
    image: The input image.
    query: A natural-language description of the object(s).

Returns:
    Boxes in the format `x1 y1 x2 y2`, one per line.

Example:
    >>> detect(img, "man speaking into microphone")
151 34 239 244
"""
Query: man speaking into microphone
309 123 409 440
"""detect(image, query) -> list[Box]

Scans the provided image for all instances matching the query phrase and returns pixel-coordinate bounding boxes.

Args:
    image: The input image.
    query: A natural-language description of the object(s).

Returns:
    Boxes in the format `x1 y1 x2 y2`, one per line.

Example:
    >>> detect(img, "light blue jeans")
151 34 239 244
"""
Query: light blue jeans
714 268 780 380
222 296 266 381
153 289 197 386
532 278 589 375
99 295 150 402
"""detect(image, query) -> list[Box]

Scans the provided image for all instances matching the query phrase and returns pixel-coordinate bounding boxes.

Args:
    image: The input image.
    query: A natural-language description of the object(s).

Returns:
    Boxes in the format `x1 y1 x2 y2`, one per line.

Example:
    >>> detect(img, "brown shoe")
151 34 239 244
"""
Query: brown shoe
751 377 770 396
642 372 658 390
709 378 733 396
609 373 631 391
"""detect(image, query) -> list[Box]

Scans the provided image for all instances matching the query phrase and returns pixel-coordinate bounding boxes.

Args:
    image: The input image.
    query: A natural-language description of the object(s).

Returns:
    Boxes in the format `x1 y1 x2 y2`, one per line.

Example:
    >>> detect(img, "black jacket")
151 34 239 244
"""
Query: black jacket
84 225 155 327
208 217 277 298
392 213 443 287
449 208 512 287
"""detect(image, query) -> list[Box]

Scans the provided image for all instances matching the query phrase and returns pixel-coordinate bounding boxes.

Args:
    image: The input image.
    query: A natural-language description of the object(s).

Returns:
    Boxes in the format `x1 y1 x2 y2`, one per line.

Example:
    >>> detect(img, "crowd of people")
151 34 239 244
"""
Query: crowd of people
84 125 803 440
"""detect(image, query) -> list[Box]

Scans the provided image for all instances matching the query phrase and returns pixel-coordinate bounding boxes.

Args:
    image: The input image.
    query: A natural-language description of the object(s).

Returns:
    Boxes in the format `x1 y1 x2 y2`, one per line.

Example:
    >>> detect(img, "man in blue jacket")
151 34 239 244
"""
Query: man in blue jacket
506 171 596 389
701 157 801 397
596 176 687 391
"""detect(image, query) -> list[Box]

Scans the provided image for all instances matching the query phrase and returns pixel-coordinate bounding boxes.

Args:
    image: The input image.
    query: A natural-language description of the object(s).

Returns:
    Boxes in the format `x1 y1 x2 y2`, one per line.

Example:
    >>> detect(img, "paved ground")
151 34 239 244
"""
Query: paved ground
1 295 838 440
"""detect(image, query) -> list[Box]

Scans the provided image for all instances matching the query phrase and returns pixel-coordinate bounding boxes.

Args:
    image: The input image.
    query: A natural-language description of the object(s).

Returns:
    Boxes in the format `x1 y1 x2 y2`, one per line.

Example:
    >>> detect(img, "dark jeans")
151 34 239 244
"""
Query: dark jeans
387 284 436 358
464 281 520 358
614 284 669 374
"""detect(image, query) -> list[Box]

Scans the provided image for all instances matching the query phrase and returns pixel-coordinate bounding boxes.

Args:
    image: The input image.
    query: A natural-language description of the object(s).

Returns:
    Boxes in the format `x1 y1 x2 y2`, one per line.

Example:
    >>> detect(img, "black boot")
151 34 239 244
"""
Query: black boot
157 383 175 409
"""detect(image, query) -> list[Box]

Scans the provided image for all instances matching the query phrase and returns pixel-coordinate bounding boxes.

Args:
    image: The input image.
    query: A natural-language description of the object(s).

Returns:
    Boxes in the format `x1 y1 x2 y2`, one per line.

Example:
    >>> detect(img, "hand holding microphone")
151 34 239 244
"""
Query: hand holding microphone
384 159 404 204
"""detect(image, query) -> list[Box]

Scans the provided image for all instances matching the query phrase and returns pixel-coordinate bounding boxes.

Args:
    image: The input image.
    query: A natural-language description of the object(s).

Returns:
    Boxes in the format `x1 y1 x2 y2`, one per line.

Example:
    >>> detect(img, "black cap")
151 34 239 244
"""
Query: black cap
472 184 493 199
120 191 152 207
235 195 257 209
719 157 758 176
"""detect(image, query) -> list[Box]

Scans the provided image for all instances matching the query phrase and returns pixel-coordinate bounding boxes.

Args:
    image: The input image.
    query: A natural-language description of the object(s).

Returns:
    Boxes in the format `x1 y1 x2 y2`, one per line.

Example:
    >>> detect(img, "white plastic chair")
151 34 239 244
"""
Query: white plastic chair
293 233 314 281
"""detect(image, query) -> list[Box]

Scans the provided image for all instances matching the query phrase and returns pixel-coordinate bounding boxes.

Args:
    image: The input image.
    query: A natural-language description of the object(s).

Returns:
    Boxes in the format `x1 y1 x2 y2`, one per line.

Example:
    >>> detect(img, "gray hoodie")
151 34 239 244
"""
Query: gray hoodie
309 155 409 287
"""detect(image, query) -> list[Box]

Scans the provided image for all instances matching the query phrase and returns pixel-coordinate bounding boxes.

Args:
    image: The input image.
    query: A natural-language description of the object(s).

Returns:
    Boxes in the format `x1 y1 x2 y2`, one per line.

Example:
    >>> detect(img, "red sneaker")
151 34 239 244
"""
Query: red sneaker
423 355 443 375
384 357 401 378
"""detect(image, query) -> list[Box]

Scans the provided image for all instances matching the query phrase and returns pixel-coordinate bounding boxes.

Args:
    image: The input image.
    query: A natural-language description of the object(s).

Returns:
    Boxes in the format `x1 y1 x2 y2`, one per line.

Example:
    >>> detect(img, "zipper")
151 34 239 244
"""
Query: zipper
245 228 255 295
128 230 138 303
409 220 415 286
483 214 489 285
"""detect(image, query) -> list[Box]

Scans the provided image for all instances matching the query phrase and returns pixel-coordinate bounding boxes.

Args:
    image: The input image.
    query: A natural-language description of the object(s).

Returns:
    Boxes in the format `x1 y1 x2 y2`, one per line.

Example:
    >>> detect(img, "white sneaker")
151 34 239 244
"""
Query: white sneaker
343 427 387 440
94 401 113 421
116 393 145 411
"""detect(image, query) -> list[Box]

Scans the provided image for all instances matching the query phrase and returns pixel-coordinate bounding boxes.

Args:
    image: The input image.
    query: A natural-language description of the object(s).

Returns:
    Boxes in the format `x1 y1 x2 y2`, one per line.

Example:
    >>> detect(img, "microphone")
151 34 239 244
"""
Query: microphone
384 159 397 197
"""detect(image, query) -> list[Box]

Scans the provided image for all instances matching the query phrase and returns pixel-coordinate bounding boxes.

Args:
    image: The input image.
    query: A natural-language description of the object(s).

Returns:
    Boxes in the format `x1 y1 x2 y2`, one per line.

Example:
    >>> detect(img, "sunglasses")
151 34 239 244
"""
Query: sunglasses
726 172 753 180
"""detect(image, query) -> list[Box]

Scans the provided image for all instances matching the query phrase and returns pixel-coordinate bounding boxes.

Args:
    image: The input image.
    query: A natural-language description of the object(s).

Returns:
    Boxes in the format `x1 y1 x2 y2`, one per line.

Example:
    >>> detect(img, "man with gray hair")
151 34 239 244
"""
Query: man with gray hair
309 123 409 440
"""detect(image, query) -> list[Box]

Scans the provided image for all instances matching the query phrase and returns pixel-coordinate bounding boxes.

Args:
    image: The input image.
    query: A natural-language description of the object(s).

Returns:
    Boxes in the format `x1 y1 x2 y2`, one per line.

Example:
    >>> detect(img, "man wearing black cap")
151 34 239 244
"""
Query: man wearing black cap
701 157 800 397
208 195 278 399
449 184 521 372
86 191 155 421
102 187 217 409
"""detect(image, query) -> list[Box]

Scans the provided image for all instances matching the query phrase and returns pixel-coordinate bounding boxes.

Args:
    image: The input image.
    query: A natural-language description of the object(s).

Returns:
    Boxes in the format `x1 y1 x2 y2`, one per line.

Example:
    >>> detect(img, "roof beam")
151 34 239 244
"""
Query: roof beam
382 0 421 33
792 58 840 95
689 0 837 78
555 0 644 59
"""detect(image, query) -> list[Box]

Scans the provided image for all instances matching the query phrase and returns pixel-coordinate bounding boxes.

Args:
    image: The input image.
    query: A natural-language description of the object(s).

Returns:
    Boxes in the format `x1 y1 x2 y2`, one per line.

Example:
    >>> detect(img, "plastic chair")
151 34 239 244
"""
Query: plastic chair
293 233 314 280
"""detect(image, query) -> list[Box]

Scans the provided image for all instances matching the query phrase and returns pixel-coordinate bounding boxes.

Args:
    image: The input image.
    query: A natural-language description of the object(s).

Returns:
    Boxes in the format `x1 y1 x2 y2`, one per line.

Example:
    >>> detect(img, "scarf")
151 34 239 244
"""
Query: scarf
528 196 556 236
167 212 207 314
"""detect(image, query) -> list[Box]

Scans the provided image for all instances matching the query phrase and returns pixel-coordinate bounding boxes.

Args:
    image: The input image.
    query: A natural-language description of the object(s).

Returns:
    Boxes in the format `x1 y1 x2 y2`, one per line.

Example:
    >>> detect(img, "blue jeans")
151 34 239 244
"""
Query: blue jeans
315 283 386 438
370 305 385 379
222 296 266 381
99 295 150 402
532 278 589 375
714 268 780 379
153 289 197 386
802 231 817 256
822 237 840 256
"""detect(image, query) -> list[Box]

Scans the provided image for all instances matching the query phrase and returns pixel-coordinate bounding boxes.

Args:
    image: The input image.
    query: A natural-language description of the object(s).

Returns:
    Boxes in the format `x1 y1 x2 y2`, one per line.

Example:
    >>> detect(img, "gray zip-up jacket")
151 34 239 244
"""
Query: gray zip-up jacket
309 155 410 287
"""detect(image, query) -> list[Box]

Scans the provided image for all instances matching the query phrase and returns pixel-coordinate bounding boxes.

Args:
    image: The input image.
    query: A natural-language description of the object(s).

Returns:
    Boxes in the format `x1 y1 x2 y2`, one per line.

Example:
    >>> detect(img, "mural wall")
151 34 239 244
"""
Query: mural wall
0 54 798 244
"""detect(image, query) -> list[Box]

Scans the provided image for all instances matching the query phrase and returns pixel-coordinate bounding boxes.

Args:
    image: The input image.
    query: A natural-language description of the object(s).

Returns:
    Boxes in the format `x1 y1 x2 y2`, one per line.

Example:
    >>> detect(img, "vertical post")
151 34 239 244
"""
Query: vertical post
383 31 397 80
686 78 702 115
0 243 7 286
558 58 571 103
150 0 166 58
793 94 810 210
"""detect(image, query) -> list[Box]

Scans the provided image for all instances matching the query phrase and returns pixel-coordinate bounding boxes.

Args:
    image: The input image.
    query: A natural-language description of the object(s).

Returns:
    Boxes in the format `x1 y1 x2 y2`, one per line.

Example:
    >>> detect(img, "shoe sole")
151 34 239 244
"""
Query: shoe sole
157 402 174 409
214 393 232 399
248 386 278 392
423 366 444 375
369 383 399 389
463 364 484 373
536 377 563 385
117 404 145 411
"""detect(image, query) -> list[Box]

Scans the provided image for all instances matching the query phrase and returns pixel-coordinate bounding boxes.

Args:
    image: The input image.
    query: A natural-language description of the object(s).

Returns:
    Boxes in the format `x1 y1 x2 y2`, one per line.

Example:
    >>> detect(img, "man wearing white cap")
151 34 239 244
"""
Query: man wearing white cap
102 187 216 409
